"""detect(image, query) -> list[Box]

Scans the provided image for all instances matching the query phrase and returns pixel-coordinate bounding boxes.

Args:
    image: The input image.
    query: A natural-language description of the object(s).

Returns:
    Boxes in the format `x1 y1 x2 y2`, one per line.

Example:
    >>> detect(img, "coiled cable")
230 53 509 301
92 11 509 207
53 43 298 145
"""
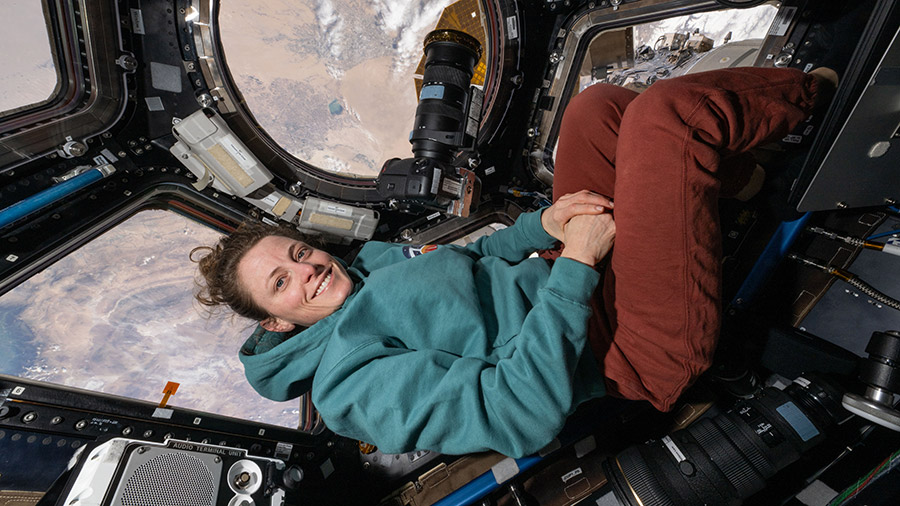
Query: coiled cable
788 253 900 311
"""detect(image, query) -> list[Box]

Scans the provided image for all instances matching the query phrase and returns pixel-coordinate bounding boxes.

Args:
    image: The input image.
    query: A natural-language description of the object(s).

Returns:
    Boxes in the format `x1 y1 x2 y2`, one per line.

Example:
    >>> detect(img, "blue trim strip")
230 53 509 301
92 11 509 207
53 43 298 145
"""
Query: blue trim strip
730 213 811 311
0 168 106 229
431 456 543 506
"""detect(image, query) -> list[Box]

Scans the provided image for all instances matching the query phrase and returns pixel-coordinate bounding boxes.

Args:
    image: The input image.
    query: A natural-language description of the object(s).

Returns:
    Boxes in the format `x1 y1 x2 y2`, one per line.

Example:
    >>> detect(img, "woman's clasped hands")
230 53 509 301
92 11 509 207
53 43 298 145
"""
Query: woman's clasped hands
541 190 616 267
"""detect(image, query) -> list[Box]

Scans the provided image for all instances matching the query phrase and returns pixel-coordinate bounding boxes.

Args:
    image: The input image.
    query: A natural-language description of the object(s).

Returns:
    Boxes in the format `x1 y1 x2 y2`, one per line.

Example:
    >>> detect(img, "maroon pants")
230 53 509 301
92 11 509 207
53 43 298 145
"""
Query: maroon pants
552 68 821 411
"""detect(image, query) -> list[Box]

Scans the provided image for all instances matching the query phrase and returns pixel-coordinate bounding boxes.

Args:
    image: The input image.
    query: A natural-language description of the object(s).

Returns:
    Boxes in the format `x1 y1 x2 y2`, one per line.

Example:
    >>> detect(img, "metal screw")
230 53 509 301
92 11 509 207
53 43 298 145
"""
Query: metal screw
288 182 303 195
184 44 191 52
214 456 221 463
23 412 37 423
885 198 897 205
137 446 148 454
400 229 414 241
51 416 63 425
118 151 126 157
122 426 133 435
836 201 848 209
75 420 87 430
143 430 154 438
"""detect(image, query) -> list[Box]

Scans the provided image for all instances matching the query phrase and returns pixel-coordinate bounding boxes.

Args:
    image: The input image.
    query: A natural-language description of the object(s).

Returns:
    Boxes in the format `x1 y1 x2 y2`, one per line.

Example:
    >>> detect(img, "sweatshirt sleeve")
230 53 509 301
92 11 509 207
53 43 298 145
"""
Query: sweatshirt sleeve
460 208 557 262
312 257 601 457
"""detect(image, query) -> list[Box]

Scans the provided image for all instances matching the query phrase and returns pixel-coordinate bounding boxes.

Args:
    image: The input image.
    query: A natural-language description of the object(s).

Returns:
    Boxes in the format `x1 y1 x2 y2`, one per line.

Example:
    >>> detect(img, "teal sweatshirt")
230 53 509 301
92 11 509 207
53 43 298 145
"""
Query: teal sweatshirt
239 210 606 457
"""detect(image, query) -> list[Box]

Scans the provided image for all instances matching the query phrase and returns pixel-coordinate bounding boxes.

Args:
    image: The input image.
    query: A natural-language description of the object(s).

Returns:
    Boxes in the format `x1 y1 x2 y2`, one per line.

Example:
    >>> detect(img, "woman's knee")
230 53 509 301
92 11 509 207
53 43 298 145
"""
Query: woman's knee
562 84 636 131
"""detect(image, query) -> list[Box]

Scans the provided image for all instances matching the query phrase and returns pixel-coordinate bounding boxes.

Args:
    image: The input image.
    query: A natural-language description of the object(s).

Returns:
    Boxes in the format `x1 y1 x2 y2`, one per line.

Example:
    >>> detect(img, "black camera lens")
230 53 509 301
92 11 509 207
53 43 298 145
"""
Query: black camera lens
604 374 848 506
410 29 482 162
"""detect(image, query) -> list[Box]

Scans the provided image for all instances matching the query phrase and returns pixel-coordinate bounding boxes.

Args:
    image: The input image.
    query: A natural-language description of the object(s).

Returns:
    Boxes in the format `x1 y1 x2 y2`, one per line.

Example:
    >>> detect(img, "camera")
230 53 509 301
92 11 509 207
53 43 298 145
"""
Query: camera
377 29 483 218
603 373 851 506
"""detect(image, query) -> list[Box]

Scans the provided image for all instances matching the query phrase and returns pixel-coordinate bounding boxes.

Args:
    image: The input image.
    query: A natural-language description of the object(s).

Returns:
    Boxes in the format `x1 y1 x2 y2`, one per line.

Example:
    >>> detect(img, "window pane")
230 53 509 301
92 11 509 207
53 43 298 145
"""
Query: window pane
0 0 59 114
219 0 475 178
0 210 301 428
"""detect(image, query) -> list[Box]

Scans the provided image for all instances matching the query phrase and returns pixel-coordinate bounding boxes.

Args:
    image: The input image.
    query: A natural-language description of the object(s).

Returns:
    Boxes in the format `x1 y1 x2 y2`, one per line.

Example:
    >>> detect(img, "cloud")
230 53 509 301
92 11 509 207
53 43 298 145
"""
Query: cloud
315 0 344 60
373 0 455 71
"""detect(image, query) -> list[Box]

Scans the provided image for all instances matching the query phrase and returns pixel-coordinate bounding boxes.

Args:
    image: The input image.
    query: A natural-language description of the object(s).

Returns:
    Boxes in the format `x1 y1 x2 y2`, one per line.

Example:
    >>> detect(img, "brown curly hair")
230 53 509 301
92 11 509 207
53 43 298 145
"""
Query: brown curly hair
191 221 321 322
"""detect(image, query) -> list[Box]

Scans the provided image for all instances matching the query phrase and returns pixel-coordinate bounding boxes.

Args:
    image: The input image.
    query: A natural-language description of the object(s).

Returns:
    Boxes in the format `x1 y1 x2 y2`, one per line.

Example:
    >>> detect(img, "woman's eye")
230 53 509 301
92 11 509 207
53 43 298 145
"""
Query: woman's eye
275 278 285 289
297 248 307 260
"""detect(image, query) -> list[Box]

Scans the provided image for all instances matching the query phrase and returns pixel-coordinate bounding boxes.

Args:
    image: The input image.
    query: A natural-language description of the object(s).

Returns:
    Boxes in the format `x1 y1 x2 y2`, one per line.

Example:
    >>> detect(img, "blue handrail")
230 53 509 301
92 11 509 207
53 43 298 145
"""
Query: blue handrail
0 165 114 229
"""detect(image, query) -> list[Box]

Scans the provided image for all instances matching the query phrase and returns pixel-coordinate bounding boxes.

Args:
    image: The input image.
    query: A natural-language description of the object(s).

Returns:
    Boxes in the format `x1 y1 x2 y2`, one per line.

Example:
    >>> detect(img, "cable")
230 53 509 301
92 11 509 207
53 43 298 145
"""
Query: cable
867 228 900 241
827 447 900 506
806 226 900 256
788 254 900 311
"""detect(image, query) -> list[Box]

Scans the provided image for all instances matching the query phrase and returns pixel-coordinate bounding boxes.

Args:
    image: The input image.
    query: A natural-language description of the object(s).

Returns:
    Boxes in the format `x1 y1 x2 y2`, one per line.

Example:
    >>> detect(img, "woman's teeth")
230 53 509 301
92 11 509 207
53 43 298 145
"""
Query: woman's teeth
315 272 332 297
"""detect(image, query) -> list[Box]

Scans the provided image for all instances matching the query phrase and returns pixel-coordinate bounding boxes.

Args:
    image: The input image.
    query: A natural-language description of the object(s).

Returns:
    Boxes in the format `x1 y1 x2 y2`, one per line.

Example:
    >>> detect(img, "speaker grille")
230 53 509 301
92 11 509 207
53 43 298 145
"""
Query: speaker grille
119 452 216 506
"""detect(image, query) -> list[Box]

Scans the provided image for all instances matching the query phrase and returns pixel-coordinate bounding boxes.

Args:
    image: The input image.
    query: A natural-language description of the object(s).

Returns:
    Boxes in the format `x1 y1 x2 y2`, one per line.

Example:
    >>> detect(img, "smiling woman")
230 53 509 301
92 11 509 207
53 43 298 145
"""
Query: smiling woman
237 236 354 330
217 0 461 178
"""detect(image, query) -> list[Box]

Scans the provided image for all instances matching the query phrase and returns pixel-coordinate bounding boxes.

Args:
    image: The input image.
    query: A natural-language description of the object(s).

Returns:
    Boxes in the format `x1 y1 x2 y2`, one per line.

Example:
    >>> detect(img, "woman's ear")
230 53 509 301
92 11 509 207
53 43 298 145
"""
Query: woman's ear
260 317 296 333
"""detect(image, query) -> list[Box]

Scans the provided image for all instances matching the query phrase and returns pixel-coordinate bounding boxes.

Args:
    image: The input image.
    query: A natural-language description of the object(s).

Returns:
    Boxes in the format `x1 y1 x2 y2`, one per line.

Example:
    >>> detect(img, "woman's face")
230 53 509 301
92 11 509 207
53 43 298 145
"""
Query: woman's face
237 235 353 331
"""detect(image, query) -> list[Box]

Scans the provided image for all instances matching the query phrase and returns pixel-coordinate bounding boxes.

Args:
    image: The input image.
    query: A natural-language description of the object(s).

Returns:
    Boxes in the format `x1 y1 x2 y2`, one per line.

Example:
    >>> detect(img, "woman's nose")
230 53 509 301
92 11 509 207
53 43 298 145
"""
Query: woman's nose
294 260 319 281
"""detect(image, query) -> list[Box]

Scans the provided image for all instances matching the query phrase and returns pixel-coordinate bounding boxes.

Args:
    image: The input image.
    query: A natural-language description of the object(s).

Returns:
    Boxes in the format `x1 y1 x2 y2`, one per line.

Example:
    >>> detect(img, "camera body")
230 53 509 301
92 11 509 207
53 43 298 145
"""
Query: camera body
378 157 480 217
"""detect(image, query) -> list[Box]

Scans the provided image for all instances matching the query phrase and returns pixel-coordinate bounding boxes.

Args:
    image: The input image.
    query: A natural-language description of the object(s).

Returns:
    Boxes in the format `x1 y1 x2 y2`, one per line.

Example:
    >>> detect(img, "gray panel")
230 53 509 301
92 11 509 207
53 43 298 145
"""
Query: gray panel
144 96 165 111
111 446 222 506
797 26 900 211
150 62 183 93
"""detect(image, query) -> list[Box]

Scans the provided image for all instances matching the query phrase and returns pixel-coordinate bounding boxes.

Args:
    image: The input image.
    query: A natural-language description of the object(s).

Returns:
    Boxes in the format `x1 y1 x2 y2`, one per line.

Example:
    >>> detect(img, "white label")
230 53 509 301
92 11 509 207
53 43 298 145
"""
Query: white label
261 192 281 207
506 16 519 40
152 408 174 419
561 467 583 482
221 134 256 170
130 9 146 35
485 166 496 175
258 428 266 436
794 376 812 388
5 255 18 262
491 457 520 484
12 386 25 396
193 417 202 425
275 442 293 460
427 212 441 220
663 435 686 462
783 134 803 144
324 204 349 215
768 6 797 37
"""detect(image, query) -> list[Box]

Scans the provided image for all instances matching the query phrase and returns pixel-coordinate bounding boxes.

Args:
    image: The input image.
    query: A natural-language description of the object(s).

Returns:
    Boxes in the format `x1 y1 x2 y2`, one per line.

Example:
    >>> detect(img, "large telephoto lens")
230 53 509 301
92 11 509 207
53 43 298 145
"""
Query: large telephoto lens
410 29 482 162
604 374 849 506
